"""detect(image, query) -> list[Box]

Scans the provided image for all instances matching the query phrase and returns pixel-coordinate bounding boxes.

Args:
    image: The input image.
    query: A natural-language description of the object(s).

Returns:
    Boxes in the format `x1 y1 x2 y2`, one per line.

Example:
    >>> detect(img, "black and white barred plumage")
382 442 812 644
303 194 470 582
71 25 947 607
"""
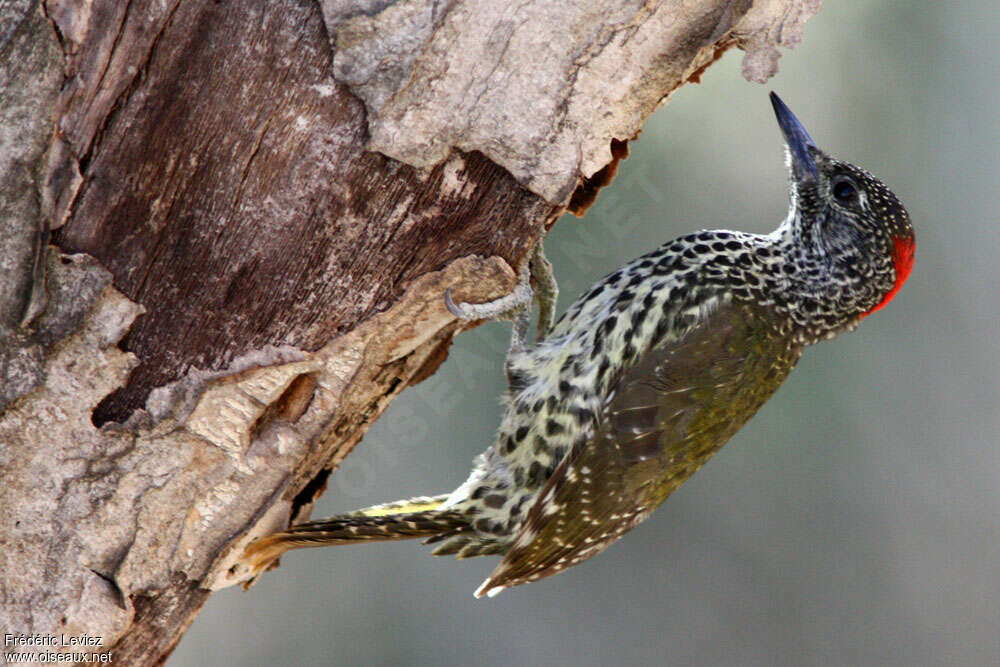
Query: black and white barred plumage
244 94 914 598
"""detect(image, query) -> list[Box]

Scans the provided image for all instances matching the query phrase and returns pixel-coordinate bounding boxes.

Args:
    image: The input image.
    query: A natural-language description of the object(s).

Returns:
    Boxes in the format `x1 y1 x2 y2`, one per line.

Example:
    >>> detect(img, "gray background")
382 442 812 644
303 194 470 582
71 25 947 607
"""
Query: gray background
175 2 1000 665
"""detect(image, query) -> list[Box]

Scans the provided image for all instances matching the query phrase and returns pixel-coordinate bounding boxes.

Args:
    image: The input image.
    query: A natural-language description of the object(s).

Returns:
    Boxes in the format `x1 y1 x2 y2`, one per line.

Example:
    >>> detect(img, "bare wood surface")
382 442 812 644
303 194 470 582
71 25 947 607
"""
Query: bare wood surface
0 0 820 663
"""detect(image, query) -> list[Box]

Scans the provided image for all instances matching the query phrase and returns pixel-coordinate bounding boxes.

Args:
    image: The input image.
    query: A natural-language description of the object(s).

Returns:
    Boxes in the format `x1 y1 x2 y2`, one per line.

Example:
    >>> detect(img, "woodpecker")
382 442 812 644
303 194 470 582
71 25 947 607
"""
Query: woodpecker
244 94 915 598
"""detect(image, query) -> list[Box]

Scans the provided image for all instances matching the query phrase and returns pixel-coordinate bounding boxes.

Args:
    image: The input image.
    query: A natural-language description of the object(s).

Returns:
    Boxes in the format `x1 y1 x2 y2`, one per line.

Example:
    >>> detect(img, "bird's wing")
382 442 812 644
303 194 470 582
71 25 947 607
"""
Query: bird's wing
475 299 801 597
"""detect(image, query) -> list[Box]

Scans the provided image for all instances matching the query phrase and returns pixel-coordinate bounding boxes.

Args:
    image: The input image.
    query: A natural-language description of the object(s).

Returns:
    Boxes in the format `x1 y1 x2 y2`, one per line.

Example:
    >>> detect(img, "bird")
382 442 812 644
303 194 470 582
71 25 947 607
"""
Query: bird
243 93 915 598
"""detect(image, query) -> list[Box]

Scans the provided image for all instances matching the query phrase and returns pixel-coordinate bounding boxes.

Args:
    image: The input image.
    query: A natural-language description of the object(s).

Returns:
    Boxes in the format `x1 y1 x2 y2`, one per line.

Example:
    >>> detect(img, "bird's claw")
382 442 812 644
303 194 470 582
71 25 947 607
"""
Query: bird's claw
443 240 557 349
445 288 469 319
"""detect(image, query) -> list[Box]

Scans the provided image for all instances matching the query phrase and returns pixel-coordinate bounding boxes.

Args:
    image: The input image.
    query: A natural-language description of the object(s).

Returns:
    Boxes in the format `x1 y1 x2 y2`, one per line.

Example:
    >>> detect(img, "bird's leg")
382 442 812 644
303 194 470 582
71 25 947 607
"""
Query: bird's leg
446 260 533 354
529 240 558 340
445 240 559 355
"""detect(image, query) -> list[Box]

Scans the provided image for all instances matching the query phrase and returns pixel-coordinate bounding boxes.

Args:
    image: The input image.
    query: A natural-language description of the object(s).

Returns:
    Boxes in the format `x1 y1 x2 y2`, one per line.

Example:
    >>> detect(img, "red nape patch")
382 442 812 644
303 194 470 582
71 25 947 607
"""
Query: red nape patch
862 235 915 318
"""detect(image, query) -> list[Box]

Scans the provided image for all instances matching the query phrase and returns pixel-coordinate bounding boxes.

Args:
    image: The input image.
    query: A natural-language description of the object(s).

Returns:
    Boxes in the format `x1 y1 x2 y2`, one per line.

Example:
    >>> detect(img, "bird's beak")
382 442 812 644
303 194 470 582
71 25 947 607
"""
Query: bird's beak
770 92 819 182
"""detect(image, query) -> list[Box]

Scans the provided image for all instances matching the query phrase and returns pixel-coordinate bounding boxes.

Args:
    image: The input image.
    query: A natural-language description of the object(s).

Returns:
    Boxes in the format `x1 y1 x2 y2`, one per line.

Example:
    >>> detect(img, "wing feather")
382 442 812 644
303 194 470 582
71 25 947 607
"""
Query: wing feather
476 300 800 597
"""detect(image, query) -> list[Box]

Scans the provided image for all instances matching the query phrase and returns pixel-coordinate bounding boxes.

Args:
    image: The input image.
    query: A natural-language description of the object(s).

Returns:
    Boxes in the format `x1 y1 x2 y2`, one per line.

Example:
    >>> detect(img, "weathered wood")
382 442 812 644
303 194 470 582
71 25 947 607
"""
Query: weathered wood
0 0 820 662
51 0 551 424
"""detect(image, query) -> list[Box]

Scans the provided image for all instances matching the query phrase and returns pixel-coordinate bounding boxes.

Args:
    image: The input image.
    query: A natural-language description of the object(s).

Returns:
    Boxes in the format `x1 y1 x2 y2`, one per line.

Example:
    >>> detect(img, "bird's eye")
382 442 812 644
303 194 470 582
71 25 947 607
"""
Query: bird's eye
832 178 859 204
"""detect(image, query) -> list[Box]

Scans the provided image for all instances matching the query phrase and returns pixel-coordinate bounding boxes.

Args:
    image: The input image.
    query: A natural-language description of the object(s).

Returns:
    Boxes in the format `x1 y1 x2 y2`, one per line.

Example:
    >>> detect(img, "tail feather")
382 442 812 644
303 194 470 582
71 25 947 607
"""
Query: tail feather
346 494 452 518
427 531 503 558
243 494 465 574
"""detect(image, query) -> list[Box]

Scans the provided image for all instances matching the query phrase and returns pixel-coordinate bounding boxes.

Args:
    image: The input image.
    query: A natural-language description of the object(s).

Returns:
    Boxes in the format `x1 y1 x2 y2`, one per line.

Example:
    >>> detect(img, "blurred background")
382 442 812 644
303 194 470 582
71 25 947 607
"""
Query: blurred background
175 2 999 665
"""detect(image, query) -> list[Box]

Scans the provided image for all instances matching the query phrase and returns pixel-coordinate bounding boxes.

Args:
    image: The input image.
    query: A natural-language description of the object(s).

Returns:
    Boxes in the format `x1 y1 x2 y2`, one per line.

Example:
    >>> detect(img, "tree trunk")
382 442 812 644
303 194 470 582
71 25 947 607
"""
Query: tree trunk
0 0 820 663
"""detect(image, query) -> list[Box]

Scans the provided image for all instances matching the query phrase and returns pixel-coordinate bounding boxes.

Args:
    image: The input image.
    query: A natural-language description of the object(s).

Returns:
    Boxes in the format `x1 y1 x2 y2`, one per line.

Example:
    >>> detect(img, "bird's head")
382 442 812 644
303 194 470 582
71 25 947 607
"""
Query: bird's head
770 92 915 328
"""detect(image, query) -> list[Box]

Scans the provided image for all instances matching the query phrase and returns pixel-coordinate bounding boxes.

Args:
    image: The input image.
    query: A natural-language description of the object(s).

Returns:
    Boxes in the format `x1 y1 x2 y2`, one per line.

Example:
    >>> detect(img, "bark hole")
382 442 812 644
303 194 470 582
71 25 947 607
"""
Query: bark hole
567 139 631 216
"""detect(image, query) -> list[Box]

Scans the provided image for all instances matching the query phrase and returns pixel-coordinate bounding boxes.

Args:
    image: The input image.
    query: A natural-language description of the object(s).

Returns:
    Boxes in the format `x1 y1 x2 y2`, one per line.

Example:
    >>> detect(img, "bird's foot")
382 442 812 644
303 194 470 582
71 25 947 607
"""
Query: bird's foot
444 241 558 353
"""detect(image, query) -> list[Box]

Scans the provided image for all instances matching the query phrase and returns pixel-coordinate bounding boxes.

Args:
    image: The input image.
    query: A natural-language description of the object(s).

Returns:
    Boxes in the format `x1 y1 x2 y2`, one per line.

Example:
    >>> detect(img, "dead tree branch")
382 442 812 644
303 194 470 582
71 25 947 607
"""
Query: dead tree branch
0 0 820 662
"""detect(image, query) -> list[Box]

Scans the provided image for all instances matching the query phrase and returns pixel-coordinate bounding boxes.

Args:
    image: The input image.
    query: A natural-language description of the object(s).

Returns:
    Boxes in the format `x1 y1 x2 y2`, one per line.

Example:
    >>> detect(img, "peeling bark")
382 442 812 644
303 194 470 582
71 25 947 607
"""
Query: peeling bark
0 0 820 662
332 0 820 203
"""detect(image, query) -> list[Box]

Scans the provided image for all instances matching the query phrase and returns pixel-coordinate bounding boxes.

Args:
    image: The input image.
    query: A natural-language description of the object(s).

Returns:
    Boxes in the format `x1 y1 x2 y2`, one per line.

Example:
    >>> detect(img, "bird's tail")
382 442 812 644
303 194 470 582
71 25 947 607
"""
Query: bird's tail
243 494 467 574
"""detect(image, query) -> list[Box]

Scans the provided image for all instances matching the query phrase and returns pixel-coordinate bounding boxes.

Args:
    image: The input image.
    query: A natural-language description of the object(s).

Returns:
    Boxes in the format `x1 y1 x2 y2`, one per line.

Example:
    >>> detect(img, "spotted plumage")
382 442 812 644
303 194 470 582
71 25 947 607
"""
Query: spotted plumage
244 94 914 598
